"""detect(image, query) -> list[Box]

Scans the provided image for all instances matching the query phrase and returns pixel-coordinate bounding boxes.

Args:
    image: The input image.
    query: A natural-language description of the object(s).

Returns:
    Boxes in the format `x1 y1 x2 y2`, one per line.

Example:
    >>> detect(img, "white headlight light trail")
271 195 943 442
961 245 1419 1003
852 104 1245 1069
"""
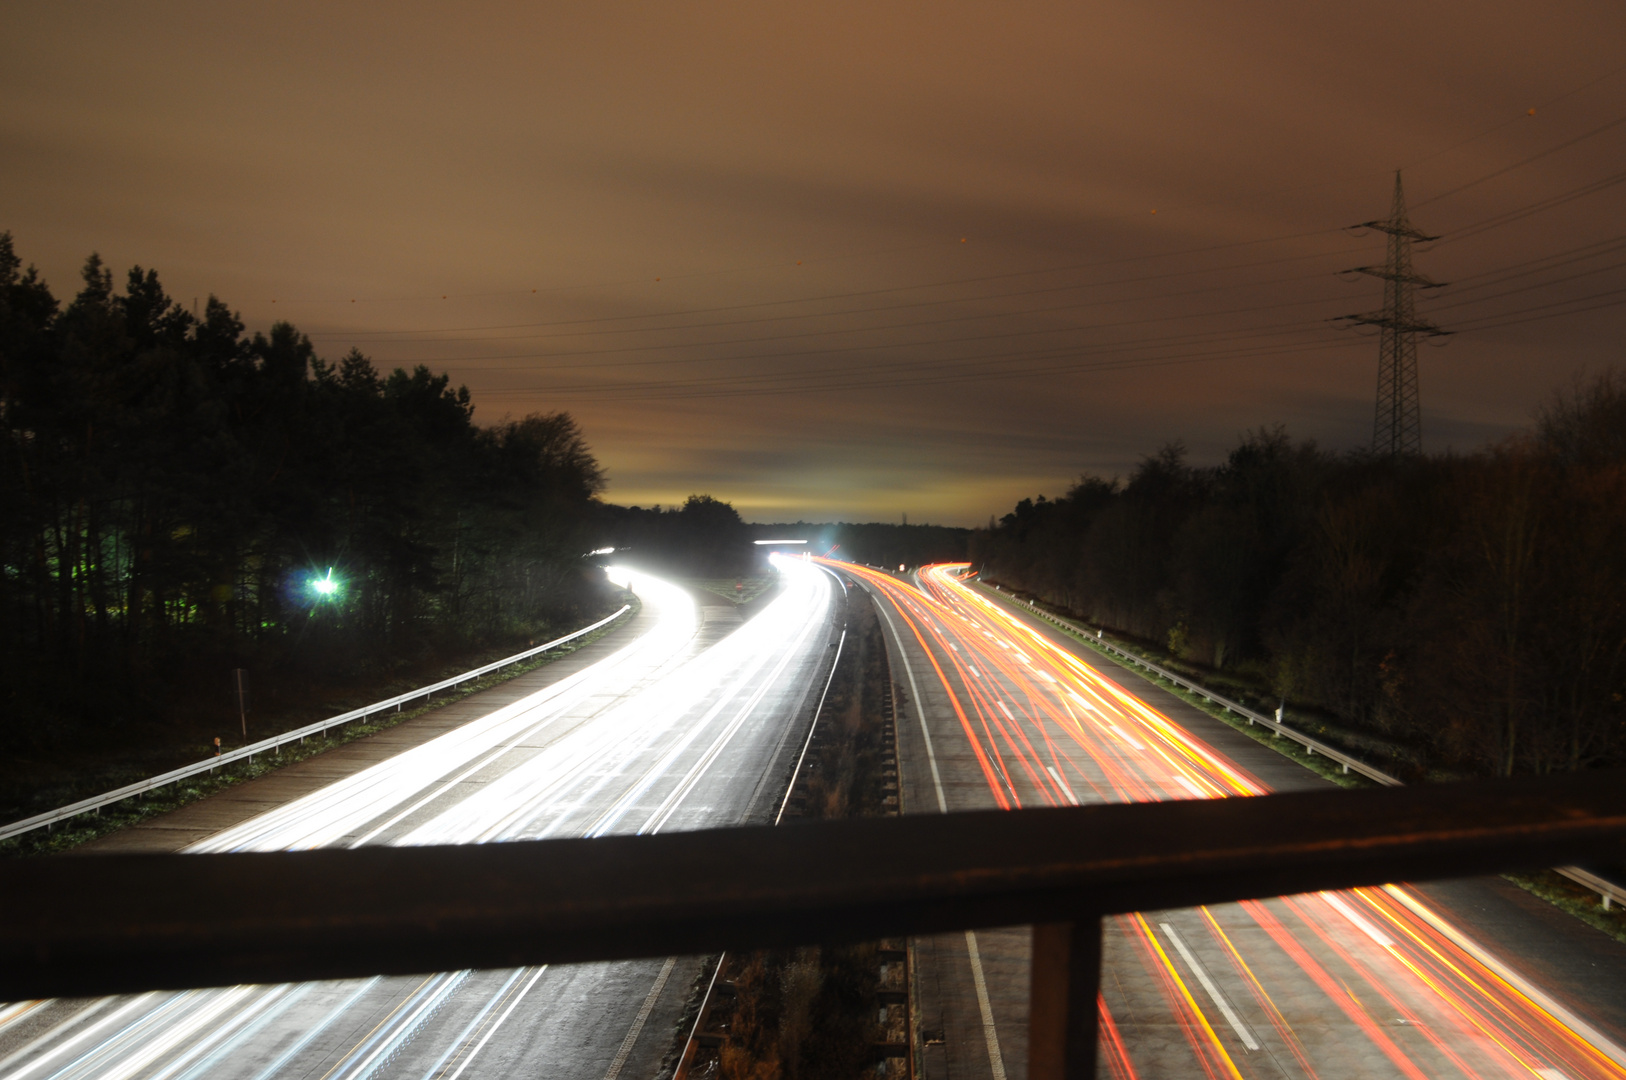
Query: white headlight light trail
188 568 697 854
6 561 837 1080
397 554 830 844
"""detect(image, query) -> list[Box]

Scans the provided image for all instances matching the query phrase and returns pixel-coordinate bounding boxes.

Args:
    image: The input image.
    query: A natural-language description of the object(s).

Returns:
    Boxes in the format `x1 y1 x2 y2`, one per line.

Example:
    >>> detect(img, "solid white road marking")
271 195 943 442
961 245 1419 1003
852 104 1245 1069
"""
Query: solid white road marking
965 931 1009 1080
443 966 548 1080
1046 765 1080 806
1107 725 1145 751
1174 775 1207 799
872 591 946 814
1320 892 1395 947
1160 923 1259 1051
603 958 678 1080
0 995 157 1080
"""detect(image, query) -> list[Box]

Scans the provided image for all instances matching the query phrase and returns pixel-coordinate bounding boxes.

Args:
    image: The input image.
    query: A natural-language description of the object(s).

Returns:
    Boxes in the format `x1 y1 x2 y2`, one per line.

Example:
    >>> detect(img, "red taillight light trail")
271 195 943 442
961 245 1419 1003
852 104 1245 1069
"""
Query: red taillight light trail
824 558 1626 1080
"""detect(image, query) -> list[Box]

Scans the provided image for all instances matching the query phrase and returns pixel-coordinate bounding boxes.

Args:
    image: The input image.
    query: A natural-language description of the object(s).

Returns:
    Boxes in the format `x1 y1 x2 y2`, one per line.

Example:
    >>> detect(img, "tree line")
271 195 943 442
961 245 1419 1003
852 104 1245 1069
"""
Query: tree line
600 495 756 576
973 375 1626 779
0 234 613 744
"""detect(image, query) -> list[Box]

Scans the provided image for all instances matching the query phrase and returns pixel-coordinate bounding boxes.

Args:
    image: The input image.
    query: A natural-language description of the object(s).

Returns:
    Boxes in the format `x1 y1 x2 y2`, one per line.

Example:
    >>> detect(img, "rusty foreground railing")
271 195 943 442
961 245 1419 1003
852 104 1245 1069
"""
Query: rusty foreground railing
5 771 1626 1079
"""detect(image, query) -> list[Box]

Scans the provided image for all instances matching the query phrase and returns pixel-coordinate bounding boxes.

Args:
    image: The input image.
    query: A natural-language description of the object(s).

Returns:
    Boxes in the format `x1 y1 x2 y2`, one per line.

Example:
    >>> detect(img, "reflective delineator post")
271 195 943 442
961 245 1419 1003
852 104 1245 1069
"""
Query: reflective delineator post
233 668 249 740
1029 917 1103 1080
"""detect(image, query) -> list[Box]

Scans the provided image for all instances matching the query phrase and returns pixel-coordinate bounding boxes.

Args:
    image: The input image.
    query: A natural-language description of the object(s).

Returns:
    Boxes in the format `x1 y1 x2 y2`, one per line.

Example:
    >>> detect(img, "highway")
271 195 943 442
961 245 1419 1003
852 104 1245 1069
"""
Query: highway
832 559 1626 1080
0 557 840 1080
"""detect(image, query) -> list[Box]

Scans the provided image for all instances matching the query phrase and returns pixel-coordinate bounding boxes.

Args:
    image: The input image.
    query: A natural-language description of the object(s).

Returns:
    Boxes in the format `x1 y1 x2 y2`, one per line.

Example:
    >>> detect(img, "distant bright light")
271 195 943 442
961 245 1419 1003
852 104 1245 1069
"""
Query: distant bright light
753 539 808 545
311 567 339 597
589 546 616 555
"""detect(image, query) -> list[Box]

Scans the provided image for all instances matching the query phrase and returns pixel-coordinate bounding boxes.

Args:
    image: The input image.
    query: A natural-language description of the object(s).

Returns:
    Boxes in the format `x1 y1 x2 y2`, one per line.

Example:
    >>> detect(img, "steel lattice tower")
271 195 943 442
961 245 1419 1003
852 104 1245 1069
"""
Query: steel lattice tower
1338 172 1448 457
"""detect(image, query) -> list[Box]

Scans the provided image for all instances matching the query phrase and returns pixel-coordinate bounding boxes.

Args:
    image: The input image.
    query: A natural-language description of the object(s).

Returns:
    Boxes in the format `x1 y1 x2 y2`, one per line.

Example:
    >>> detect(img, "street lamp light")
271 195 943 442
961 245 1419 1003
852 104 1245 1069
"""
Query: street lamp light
311 567 339 598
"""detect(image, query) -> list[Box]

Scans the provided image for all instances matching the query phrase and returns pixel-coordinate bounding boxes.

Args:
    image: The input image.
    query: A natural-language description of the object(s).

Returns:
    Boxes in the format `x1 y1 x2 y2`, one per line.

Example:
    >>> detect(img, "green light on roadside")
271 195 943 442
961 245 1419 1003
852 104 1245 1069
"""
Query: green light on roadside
312 567 339 598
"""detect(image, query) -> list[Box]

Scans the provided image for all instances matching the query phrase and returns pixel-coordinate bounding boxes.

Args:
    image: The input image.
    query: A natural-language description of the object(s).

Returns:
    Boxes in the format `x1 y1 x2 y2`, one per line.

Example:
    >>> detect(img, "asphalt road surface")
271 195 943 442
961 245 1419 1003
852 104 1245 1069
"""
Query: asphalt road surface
834 559 1626 1080
0 558 842 1080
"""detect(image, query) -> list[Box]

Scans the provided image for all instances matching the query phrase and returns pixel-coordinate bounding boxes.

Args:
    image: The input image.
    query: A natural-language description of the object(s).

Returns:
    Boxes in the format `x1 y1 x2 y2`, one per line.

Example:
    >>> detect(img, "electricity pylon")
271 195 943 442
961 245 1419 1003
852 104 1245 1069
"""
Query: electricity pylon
1337 171 1449 457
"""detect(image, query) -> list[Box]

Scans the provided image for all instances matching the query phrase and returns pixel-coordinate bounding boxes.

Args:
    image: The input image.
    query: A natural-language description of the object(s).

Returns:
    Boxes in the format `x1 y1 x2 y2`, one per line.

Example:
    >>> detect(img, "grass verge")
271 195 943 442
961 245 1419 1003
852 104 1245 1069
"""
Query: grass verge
1503 870 1626 947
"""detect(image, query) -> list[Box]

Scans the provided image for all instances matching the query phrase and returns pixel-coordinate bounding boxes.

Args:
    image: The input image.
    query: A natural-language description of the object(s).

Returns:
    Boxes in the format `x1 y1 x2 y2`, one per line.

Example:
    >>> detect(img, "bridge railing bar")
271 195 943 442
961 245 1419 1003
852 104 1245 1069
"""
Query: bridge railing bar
5 771 1626 1080
0 604 633 844
994 590 1626 912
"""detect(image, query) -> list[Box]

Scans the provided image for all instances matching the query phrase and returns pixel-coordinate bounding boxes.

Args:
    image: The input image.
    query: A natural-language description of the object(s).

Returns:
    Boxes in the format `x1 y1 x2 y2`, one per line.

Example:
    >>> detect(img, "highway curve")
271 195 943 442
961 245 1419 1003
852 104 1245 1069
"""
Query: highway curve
0 557 842 1080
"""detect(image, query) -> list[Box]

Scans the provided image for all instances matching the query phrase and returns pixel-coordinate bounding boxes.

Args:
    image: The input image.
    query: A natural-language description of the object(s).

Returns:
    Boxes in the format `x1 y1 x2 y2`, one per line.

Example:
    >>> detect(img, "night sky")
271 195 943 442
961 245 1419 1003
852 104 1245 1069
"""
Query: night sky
5 2 1624 524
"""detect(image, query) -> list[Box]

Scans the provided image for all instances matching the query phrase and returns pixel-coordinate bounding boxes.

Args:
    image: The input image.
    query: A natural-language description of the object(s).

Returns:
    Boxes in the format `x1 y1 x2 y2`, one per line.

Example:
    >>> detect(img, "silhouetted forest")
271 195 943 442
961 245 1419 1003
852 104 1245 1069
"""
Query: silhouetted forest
0 235 614 746
974 374 1626 779
600 495 754 576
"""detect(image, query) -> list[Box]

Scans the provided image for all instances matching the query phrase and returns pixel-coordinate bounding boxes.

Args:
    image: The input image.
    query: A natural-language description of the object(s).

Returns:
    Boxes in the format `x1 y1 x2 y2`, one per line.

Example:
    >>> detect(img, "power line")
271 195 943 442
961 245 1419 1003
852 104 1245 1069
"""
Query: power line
1405 60 1626 173
1453 282 1626 331
1433 255 1626 314
1415 113 1626 208
1444 233 1626 287
1440 168 1626 242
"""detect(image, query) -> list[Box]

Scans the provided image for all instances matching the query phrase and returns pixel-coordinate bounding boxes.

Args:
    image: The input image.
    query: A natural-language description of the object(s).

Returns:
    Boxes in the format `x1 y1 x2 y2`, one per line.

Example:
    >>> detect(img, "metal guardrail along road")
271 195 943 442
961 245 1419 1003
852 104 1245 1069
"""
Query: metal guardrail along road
0 604 633 844
995 590 1626 912
1003 594 1386 780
